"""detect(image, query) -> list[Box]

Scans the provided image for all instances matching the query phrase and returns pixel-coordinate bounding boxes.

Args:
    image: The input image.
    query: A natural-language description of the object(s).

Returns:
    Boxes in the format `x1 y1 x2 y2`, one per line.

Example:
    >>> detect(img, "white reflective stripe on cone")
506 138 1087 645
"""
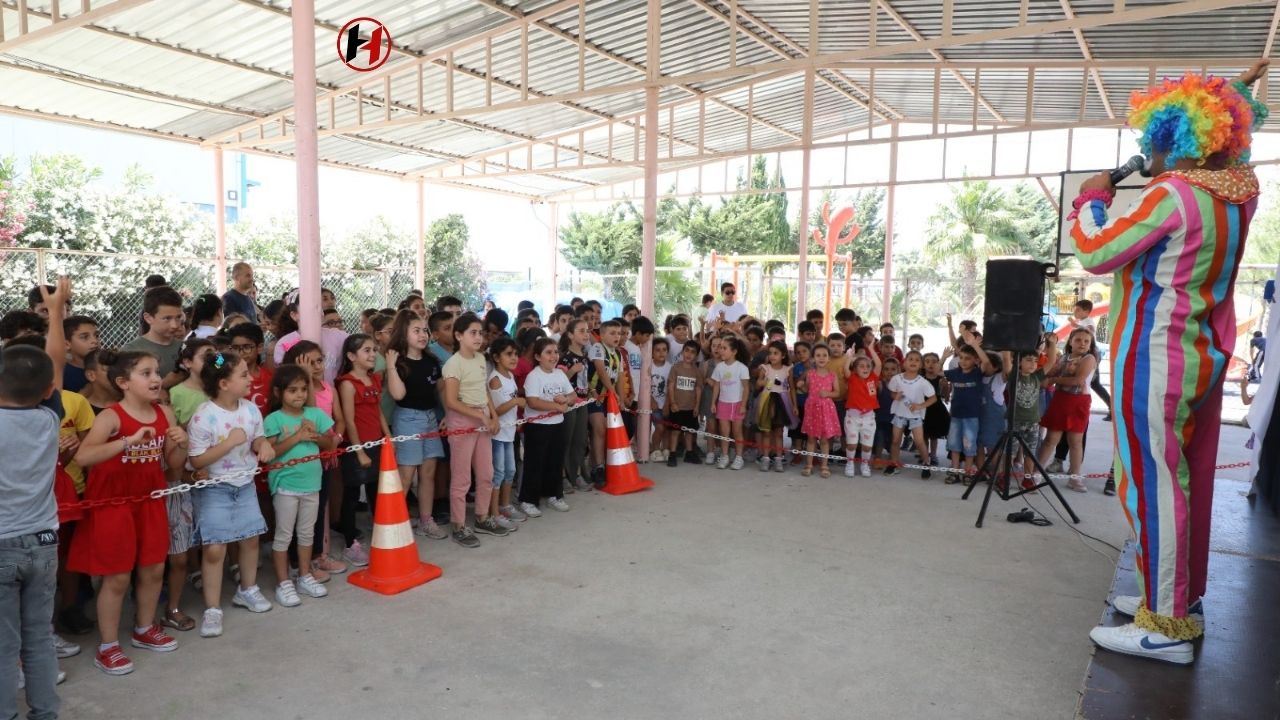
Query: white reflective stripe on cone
606 412 624 429
370 520 414 550
607 447 635 466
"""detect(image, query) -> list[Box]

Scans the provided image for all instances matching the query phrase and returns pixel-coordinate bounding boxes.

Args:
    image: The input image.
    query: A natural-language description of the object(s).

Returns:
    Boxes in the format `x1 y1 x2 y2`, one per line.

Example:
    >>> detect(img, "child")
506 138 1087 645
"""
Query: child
790 340 812 454
844 335 882 478
69 349 189 674
756 340 796 472
921 352 951 467
557 319 592 490
428 310 456 362
886 351 937 478
519 338 575 514
967 336 1007 469
649 337 672 462
335 333 392 564
171 339 214 426
907 333 925 353
873 358 899 464
700 336 724 464
1 281 69 710
1037 328 1098 493
124 285 186 390
187 350 276 637
188 294 224 339
709 337 750 470
1005 349 1051 486
384 311 449 540
488 337 526 526
442 313 505 547
263 365 335 607
944 337 984 482
665 340 703 467
79 348 119 413
587 319 624 485
225 323 273 419
800 344 841 477
63 314 99 393
280 341 348 575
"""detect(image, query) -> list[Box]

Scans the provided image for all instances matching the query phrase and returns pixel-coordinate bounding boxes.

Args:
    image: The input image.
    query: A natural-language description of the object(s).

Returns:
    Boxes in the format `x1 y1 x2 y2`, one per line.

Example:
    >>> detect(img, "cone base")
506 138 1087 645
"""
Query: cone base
600 473 655 495
347 562 442 595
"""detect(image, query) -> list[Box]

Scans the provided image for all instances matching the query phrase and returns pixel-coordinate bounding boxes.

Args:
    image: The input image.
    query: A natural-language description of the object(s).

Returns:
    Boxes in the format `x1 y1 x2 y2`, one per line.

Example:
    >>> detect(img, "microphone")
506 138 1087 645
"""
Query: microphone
1110 155 1151 185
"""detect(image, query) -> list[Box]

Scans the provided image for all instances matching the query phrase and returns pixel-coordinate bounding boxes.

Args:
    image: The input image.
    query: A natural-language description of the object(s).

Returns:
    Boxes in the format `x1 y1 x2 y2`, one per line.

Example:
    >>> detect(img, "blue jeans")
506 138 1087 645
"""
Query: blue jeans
492 440 516 488
0 531 60 720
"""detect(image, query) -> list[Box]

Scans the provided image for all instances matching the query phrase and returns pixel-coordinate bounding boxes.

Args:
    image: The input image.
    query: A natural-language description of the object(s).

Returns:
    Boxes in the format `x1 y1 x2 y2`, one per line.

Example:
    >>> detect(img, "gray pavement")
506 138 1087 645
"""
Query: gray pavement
49 419 1258 720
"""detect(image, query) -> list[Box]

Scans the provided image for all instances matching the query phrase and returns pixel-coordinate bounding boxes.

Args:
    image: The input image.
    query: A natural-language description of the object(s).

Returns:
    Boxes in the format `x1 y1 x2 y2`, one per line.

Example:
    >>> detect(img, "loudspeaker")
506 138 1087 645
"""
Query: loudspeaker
982 258 1054 352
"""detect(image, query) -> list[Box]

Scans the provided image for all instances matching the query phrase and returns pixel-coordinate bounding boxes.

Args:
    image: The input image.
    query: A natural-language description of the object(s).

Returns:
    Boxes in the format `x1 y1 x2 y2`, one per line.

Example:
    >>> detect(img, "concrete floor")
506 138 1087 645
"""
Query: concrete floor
49 418 1258 720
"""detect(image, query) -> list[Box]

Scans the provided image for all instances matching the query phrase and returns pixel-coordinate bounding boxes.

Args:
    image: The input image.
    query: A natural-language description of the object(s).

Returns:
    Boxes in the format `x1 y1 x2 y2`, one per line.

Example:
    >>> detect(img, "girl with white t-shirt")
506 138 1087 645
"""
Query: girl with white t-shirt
519 339 575 514
709 336 751 470
886 350 937 478
487 337 525 528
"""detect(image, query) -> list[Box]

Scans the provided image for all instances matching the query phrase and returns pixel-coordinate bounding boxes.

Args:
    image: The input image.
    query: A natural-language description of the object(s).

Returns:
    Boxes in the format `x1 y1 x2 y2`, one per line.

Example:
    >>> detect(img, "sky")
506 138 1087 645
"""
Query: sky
4 113 1279 287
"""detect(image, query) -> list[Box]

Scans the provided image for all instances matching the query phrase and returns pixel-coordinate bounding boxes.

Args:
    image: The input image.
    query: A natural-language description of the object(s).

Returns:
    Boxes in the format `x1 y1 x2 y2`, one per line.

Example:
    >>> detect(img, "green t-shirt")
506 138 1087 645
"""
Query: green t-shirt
1012 369 1046 428
169 383 208 427
262 406 334 494
123 335 182 379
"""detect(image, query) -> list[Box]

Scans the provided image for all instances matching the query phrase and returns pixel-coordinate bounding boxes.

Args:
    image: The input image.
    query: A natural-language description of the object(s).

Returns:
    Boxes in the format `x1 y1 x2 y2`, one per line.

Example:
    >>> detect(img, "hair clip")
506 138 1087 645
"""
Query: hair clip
214 352 226 368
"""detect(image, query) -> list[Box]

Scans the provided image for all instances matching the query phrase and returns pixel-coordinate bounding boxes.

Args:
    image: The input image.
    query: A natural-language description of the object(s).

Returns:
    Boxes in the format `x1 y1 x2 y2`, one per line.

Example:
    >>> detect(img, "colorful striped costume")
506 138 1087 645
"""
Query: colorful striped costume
1071 166 1258 640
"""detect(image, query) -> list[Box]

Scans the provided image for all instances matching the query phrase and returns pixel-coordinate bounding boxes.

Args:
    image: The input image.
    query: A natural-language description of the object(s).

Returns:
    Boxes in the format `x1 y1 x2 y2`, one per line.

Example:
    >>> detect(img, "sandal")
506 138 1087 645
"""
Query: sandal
801 466 813 477
160 608 196 632
820 467 831 478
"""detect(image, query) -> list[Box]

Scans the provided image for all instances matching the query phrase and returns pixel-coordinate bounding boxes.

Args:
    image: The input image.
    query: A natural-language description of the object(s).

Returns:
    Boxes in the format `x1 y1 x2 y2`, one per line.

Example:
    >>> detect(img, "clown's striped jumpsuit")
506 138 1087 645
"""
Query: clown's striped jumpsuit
1071 167 1258 640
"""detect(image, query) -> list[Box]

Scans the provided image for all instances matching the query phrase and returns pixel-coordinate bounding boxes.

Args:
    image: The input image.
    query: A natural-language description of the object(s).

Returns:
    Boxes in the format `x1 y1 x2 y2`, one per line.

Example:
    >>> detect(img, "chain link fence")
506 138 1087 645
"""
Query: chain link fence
0 247 418 349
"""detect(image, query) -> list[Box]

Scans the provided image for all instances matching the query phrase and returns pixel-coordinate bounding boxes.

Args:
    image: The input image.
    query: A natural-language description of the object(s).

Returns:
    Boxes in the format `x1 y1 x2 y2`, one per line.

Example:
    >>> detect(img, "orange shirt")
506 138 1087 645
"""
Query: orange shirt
845 372 880 413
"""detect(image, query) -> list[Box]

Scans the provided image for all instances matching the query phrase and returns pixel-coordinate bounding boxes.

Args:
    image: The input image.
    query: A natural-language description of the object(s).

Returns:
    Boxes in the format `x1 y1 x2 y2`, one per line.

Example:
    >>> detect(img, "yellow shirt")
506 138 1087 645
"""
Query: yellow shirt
59 390 95 495
443 353 490 407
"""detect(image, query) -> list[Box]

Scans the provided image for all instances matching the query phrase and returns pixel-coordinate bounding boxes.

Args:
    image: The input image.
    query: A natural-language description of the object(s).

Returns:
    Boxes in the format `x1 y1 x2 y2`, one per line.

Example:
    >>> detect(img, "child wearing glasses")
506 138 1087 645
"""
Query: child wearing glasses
224 323 273 419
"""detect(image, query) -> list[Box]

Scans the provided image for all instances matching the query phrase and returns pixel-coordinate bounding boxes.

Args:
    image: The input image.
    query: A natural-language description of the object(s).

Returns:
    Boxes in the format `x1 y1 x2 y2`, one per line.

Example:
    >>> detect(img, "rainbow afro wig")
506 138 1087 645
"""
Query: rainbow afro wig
1128 72 1268 166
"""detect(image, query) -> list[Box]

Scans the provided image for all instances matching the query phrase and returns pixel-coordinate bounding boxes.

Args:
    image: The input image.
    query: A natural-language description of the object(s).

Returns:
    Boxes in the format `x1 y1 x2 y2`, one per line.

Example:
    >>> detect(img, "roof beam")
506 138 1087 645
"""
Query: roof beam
1058 0 1116 119
875 0 1007 122
687 0 905 122
0 0 151 53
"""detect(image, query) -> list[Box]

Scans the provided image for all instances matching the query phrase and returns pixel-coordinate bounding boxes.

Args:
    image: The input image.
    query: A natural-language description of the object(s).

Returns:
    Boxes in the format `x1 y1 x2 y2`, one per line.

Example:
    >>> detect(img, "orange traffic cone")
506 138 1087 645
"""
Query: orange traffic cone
347 439 443 595
600 391 655 495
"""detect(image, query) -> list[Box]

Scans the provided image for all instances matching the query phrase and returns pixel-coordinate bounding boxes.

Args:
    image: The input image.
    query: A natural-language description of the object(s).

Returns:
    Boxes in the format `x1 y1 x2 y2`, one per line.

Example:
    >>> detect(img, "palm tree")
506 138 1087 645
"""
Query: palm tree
924 179 1027 314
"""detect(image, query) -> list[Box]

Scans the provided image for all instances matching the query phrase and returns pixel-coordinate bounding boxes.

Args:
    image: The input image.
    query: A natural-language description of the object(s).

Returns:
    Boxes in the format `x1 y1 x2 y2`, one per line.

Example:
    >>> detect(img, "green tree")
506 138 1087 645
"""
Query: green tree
1243 180 1280 266
682 156 790 257
558 202 642 300
1007 182 1060 262
421 214 487 310
924 179 1029 313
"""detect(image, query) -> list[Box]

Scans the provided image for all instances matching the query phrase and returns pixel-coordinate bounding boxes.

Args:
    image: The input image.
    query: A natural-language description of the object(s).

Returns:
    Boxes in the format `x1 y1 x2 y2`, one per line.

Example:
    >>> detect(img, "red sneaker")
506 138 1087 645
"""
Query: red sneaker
94 645 135 675
131 624 178 652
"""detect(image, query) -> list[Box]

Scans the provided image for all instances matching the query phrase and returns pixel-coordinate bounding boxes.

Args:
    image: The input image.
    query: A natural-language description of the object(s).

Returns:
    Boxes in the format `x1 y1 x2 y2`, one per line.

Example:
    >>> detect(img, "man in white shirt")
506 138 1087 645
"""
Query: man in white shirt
706 283 747 325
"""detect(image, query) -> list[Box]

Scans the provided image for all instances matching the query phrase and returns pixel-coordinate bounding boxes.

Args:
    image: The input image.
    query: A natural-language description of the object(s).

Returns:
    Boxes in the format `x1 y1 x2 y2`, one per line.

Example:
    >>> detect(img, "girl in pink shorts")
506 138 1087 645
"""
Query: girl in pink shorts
709 337 751 470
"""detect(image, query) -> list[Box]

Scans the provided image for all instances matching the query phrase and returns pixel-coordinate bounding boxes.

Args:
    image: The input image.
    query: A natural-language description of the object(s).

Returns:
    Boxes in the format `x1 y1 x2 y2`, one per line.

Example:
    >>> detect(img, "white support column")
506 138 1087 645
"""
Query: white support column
549 201 560 308
214 147 227 295
293 0 322 342
795 67 815 328
637 0 661 462
416 177 426 294
883 123 898 324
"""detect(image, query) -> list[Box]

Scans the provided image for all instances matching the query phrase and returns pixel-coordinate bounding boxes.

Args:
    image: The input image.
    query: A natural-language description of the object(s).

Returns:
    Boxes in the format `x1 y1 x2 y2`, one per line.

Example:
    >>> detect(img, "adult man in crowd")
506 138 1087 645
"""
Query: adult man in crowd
707 283 747 325
222 262 258 323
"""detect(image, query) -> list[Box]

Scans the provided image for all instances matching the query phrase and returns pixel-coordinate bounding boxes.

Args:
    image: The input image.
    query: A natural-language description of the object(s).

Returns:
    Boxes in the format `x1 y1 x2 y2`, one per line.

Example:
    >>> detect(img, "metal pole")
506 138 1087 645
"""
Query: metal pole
796 67 815 328
292 0 321 342
214 147 227 295
637 0 660 461
710 250 718 295
549 201 560 308
415 177 426 295
882 122 898 324
843 254 852 309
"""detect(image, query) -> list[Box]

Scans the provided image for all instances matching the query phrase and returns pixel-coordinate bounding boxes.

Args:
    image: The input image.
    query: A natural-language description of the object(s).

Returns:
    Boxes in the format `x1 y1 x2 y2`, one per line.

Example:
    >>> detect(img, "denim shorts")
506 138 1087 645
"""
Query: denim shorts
392 406 445 466
193 483 267 545
948 416 979 456
492 439 516 488
892 416 923 430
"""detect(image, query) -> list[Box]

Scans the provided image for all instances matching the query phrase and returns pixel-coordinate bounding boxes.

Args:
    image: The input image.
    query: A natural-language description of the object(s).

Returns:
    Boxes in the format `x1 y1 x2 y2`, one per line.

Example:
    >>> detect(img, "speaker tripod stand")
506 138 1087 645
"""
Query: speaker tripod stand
960 367 1080 528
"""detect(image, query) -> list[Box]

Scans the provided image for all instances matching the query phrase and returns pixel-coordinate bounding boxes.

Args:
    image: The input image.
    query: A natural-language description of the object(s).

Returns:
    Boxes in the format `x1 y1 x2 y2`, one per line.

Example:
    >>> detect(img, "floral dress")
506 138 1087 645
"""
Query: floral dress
802 370 841 439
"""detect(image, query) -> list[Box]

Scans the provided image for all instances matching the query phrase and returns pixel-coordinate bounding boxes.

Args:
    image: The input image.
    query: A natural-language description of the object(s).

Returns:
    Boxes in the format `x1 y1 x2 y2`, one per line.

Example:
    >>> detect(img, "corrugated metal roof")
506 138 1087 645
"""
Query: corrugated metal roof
2 0 1276 199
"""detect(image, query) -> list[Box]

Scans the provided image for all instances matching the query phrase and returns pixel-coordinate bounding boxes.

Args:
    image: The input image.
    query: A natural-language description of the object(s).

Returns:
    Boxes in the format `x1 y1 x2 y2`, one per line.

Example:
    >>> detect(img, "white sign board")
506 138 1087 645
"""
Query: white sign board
1058 170 1146 259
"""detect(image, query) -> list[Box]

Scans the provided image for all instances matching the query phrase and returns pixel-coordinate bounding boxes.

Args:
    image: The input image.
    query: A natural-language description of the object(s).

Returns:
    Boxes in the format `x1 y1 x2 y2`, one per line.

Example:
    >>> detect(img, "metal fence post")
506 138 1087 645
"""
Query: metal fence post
36 248 47 285
381 268 391 308
901 278 911 339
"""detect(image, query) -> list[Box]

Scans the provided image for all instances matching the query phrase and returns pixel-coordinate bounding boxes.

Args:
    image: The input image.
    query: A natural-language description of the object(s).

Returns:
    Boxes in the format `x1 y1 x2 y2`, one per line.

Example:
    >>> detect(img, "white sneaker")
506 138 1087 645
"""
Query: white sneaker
1046 459 1064 474
232 585 273 613
759 456 772 472
275 581 301 608
730 455 744 471
860 460 872 478
650 450 664 462
53 633 81 659
1111 595 1203 629
296 574 328 598
705 452 719 466
844 462 856 478
519 501 543 518
716 455 730 470
494 514 518 531
200 608 223 638
1088 623 1194 665
547 497 570 512
57 669 65 685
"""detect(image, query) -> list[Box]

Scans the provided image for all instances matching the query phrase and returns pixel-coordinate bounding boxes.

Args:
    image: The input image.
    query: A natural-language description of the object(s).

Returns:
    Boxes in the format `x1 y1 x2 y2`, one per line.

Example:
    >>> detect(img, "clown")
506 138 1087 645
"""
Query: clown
1071 60 1269 664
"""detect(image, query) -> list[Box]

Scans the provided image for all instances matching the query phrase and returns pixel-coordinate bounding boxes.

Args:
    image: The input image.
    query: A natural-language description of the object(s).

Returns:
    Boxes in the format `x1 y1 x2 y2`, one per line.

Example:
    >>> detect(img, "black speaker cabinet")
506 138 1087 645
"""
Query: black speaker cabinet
982 259 1055 352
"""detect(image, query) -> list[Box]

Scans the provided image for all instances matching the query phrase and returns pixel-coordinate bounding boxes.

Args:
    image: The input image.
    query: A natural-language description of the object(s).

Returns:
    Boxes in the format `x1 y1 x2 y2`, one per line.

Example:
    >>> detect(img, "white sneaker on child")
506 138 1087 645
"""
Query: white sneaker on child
716 455 730 470
730 455 744 471
844 462 856 478
275 581 301 608
547 497 570 512
705 452 719 466
861 460 872 478
296 574 328 598
519 501 543 518
53 633 81 658
200 608 223 638
232 585 273 613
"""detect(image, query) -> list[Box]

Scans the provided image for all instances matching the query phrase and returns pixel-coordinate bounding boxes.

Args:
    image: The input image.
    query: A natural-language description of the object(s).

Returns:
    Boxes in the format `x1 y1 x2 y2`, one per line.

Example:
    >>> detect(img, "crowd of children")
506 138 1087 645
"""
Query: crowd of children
1 275 1113 717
